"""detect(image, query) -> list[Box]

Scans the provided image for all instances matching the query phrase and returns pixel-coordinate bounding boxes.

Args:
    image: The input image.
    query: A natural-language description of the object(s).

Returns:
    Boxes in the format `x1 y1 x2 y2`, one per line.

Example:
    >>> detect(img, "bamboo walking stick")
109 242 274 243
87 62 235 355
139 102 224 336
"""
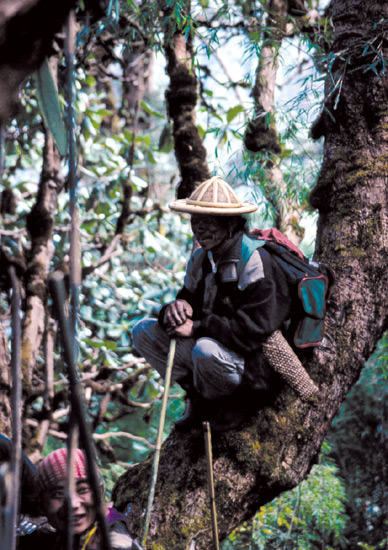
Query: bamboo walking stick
203 421 219 550
141 338 176 547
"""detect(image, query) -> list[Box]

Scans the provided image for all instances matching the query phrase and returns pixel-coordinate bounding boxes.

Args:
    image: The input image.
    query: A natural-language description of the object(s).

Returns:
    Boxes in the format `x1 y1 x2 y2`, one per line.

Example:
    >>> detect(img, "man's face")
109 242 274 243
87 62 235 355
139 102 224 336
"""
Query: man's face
190 214 230 252
44 479 97 535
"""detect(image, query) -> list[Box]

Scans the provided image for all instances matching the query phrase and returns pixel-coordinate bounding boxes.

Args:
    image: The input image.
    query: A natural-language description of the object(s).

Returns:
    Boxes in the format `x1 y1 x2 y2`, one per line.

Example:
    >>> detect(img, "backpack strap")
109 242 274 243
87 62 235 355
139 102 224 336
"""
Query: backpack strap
184 247 206 293
237 235 266 290
185 235 267 293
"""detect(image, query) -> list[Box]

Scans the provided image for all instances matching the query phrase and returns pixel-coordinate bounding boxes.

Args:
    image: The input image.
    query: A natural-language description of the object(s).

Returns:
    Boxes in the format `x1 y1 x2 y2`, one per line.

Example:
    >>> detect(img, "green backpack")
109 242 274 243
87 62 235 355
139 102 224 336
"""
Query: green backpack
239 228 336 349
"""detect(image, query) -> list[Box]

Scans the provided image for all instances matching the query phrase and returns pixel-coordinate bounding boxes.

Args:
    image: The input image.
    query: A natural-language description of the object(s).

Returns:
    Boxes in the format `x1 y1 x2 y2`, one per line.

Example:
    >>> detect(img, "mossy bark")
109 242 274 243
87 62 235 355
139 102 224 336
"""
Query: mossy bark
113 1 388 548
164 30 211 199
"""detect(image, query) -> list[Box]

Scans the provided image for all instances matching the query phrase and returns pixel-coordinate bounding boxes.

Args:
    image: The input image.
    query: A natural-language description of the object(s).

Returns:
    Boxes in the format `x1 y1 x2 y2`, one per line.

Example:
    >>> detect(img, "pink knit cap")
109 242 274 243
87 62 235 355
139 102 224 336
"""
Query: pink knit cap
37 448 88 492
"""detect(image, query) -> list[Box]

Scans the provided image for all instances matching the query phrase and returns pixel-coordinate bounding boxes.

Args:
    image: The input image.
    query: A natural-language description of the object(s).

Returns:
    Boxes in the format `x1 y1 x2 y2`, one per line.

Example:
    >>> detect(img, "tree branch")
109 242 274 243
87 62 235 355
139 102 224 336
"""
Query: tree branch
22 125 61 388
93 431 155 450
0 0 76 123
164 29 211 198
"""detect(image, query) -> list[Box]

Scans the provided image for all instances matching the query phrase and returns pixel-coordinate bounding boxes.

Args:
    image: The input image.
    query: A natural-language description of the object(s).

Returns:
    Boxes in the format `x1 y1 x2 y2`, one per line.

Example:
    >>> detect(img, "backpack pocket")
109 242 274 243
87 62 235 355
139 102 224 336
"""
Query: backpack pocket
294 275 329 348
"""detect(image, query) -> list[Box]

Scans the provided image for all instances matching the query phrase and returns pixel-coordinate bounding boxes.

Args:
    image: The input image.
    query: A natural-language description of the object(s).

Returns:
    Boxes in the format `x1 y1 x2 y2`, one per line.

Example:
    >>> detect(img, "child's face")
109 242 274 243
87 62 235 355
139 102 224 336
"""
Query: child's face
44 478 97 535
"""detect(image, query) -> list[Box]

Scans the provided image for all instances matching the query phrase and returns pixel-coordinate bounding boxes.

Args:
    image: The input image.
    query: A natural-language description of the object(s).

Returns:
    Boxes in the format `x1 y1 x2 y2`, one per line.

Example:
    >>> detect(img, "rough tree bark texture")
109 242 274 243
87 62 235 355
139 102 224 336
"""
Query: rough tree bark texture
20 128 62 455
112 1 388 548
0 322 11 435
22 123 62 392
122 45 153 130
0 0 76 124
244 0 285 158
116 44 154 234
164 28 211 199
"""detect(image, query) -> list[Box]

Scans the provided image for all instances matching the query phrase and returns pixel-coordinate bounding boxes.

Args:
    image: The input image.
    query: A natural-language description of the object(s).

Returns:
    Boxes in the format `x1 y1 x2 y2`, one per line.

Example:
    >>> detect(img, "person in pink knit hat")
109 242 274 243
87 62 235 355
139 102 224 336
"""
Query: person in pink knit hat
17 447 141 550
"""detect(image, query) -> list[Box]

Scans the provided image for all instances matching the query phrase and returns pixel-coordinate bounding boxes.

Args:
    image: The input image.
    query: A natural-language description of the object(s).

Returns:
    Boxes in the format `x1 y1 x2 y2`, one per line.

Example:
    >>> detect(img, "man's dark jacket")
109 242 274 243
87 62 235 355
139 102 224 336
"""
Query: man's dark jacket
159 231 292 393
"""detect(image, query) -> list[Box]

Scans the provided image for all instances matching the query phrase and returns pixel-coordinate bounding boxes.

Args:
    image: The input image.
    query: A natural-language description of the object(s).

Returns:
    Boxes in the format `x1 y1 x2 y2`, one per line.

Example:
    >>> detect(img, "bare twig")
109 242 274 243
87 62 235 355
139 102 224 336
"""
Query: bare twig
0 228 26 236
82 233 122 277
93 431 155 449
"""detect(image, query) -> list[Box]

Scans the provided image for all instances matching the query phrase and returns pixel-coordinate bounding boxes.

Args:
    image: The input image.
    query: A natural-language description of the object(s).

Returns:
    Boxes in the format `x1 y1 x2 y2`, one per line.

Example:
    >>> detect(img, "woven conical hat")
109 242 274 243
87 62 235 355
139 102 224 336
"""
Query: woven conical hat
169 176 258 215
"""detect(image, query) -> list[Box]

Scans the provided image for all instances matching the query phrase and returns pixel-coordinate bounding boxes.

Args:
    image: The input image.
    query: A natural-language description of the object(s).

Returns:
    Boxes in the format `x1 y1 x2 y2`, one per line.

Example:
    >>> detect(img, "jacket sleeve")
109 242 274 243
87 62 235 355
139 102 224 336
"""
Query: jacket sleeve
192 248 291 356
157 248 204 327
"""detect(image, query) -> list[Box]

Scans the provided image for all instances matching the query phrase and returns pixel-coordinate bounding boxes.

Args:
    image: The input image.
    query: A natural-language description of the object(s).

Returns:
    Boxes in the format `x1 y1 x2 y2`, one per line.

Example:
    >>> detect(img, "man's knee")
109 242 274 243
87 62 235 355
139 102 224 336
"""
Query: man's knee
193 338 243 399
193 337 218 361
132 318 156 350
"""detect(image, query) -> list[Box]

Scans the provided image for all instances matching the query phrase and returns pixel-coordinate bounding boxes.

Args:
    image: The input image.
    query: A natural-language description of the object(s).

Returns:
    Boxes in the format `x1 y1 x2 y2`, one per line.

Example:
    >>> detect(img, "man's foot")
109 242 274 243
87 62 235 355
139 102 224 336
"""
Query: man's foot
203 388 262 432
175 393 204 431
205 402 251 432
174 386 260 433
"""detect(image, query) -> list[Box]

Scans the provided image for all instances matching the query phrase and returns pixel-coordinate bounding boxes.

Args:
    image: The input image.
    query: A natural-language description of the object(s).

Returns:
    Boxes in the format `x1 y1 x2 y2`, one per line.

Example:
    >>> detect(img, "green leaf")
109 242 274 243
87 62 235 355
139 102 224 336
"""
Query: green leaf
34 58 68 156
217 130 227 147
226 105 244 123
140 101 164 118
158 124 174 152
84 339 117 350
131 174 148 190
146 149 156 164
197 124 206 139
363 59 380 73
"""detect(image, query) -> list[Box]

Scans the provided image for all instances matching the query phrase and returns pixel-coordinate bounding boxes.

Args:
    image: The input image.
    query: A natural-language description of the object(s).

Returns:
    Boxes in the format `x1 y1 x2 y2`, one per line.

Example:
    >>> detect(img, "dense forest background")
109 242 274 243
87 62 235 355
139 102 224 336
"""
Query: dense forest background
1 0 388 548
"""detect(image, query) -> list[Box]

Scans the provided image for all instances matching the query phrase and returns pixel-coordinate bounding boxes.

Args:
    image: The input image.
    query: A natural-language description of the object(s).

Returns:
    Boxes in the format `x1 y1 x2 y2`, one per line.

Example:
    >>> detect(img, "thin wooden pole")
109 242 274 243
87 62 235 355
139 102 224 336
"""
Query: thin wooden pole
8 266 22 550
65 425 78 550
65 9 81 335
203 421 219 550
49 273 112 550
141 338 176 547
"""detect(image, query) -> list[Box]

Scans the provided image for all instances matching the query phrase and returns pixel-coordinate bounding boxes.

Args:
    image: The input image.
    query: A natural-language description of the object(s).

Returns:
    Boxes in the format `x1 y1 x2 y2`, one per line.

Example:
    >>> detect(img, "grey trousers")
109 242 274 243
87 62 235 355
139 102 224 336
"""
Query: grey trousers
132 318 245 400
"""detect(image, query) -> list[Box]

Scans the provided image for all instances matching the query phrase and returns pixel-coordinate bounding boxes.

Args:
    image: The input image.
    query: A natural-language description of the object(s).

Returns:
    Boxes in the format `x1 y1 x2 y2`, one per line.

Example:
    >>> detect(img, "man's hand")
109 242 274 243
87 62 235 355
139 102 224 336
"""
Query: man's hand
163 300 193 330
166 319 194 338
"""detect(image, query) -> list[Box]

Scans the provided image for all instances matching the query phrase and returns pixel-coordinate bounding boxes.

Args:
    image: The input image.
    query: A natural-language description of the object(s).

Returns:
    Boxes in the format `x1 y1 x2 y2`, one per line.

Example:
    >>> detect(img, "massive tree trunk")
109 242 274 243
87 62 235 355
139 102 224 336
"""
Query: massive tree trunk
112 1 388 548
0 0 76 124
122 44 153 132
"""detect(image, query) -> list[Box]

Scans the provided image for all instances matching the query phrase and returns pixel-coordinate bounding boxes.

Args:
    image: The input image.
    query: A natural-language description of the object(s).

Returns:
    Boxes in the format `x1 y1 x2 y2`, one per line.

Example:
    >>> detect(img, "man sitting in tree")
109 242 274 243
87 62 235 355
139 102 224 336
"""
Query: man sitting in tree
133 176 319 431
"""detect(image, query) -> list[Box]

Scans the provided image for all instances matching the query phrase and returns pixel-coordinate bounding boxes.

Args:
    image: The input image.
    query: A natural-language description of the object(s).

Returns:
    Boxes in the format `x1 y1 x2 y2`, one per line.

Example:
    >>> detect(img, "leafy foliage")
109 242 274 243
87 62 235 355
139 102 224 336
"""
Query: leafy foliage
223 442 348 549
328 335 388 548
